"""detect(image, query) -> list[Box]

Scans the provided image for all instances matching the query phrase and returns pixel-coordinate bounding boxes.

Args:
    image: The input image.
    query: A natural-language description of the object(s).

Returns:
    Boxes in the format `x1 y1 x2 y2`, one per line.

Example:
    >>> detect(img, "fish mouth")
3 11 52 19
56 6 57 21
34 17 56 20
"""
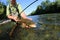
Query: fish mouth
29 24 36 28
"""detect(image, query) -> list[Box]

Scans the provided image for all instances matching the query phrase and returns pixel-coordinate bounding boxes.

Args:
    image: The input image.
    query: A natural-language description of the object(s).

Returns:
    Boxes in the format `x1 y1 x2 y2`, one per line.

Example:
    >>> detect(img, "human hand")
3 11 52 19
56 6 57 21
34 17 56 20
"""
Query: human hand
28 18 32 20
13 16 18 22
26 18 32 21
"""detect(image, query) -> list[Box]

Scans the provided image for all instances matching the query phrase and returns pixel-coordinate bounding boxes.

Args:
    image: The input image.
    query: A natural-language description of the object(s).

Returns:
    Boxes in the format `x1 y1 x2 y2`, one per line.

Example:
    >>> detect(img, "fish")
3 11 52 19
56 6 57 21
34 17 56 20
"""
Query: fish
17 17 36 28
9 17 36 37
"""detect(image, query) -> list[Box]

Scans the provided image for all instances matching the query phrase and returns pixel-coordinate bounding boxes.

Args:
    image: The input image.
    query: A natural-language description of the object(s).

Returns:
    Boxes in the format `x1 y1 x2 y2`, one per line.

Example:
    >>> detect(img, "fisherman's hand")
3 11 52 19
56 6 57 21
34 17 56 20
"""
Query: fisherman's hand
28 18 32 20
13 17 18 22
25 17 32 21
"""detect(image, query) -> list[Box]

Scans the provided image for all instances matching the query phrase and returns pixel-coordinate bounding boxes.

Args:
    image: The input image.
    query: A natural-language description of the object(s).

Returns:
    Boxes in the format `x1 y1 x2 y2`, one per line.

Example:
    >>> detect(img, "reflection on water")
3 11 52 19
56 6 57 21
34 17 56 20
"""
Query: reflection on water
29 14 60 29
0 14 60 40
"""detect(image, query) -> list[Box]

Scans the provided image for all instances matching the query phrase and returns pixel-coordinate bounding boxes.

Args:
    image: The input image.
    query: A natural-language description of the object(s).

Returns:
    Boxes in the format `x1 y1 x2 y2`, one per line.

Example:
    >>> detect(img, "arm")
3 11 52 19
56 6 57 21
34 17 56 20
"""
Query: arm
20 12 32 20
21 12 27 19
7 15 18 21
18 4 32 20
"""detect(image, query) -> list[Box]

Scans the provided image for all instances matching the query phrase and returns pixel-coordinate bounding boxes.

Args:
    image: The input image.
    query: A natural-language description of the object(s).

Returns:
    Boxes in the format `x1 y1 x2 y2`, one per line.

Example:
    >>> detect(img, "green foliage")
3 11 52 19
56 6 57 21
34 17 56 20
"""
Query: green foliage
0 2 7 20
30 0 60 15
56 0 60 5
0 2 4 14
41 0 50 10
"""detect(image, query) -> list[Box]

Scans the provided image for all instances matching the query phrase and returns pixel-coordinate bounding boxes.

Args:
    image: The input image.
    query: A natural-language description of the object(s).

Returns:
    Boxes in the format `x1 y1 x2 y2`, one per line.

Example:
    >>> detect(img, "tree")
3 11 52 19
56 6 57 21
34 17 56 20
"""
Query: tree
41 0 50 10
0 2 4 14
0 2 7 20
56 0 60 5
28 0 60 15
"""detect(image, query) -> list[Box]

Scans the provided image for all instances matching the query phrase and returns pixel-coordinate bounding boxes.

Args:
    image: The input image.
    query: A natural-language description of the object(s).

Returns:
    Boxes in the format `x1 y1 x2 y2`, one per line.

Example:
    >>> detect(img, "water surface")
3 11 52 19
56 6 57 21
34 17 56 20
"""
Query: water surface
0 13 60 40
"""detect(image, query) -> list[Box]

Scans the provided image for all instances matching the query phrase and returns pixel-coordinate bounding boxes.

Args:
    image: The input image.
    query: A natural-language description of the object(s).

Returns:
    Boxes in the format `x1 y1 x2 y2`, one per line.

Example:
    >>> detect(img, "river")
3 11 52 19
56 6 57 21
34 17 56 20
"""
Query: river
0 13 60 40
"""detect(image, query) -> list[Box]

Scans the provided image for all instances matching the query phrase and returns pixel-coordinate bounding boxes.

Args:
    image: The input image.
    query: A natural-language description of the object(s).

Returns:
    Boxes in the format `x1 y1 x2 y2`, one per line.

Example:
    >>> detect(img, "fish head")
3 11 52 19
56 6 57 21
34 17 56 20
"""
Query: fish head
29 23 36 28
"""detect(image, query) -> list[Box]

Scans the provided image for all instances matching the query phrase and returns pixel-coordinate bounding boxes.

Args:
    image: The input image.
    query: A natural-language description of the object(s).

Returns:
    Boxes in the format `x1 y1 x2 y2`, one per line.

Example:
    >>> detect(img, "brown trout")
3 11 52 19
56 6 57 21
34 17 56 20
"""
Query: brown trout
17 17 36 28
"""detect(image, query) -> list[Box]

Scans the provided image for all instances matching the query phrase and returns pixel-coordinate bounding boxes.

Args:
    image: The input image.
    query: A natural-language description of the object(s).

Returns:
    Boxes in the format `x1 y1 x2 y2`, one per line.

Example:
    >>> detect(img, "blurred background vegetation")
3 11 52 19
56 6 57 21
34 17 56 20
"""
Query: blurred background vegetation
29 0 60 15
0 2 7 20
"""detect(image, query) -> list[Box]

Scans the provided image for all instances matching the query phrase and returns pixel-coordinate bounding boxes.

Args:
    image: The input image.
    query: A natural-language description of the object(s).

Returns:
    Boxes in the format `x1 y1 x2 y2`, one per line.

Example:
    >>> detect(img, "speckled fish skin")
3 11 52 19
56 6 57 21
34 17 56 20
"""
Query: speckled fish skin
17 17 36 28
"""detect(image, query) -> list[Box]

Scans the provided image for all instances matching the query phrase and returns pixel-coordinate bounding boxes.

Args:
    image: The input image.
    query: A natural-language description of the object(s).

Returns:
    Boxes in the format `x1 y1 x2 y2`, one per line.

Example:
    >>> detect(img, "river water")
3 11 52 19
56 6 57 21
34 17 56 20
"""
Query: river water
28 14 60 29
0 13 60 40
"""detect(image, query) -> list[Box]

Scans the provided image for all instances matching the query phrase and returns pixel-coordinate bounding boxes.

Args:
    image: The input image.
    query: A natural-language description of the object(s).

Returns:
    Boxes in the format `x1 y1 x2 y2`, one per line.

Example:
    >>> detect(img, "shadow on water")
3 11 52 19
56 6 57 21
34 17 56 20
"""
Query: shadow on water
0 13 60 40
